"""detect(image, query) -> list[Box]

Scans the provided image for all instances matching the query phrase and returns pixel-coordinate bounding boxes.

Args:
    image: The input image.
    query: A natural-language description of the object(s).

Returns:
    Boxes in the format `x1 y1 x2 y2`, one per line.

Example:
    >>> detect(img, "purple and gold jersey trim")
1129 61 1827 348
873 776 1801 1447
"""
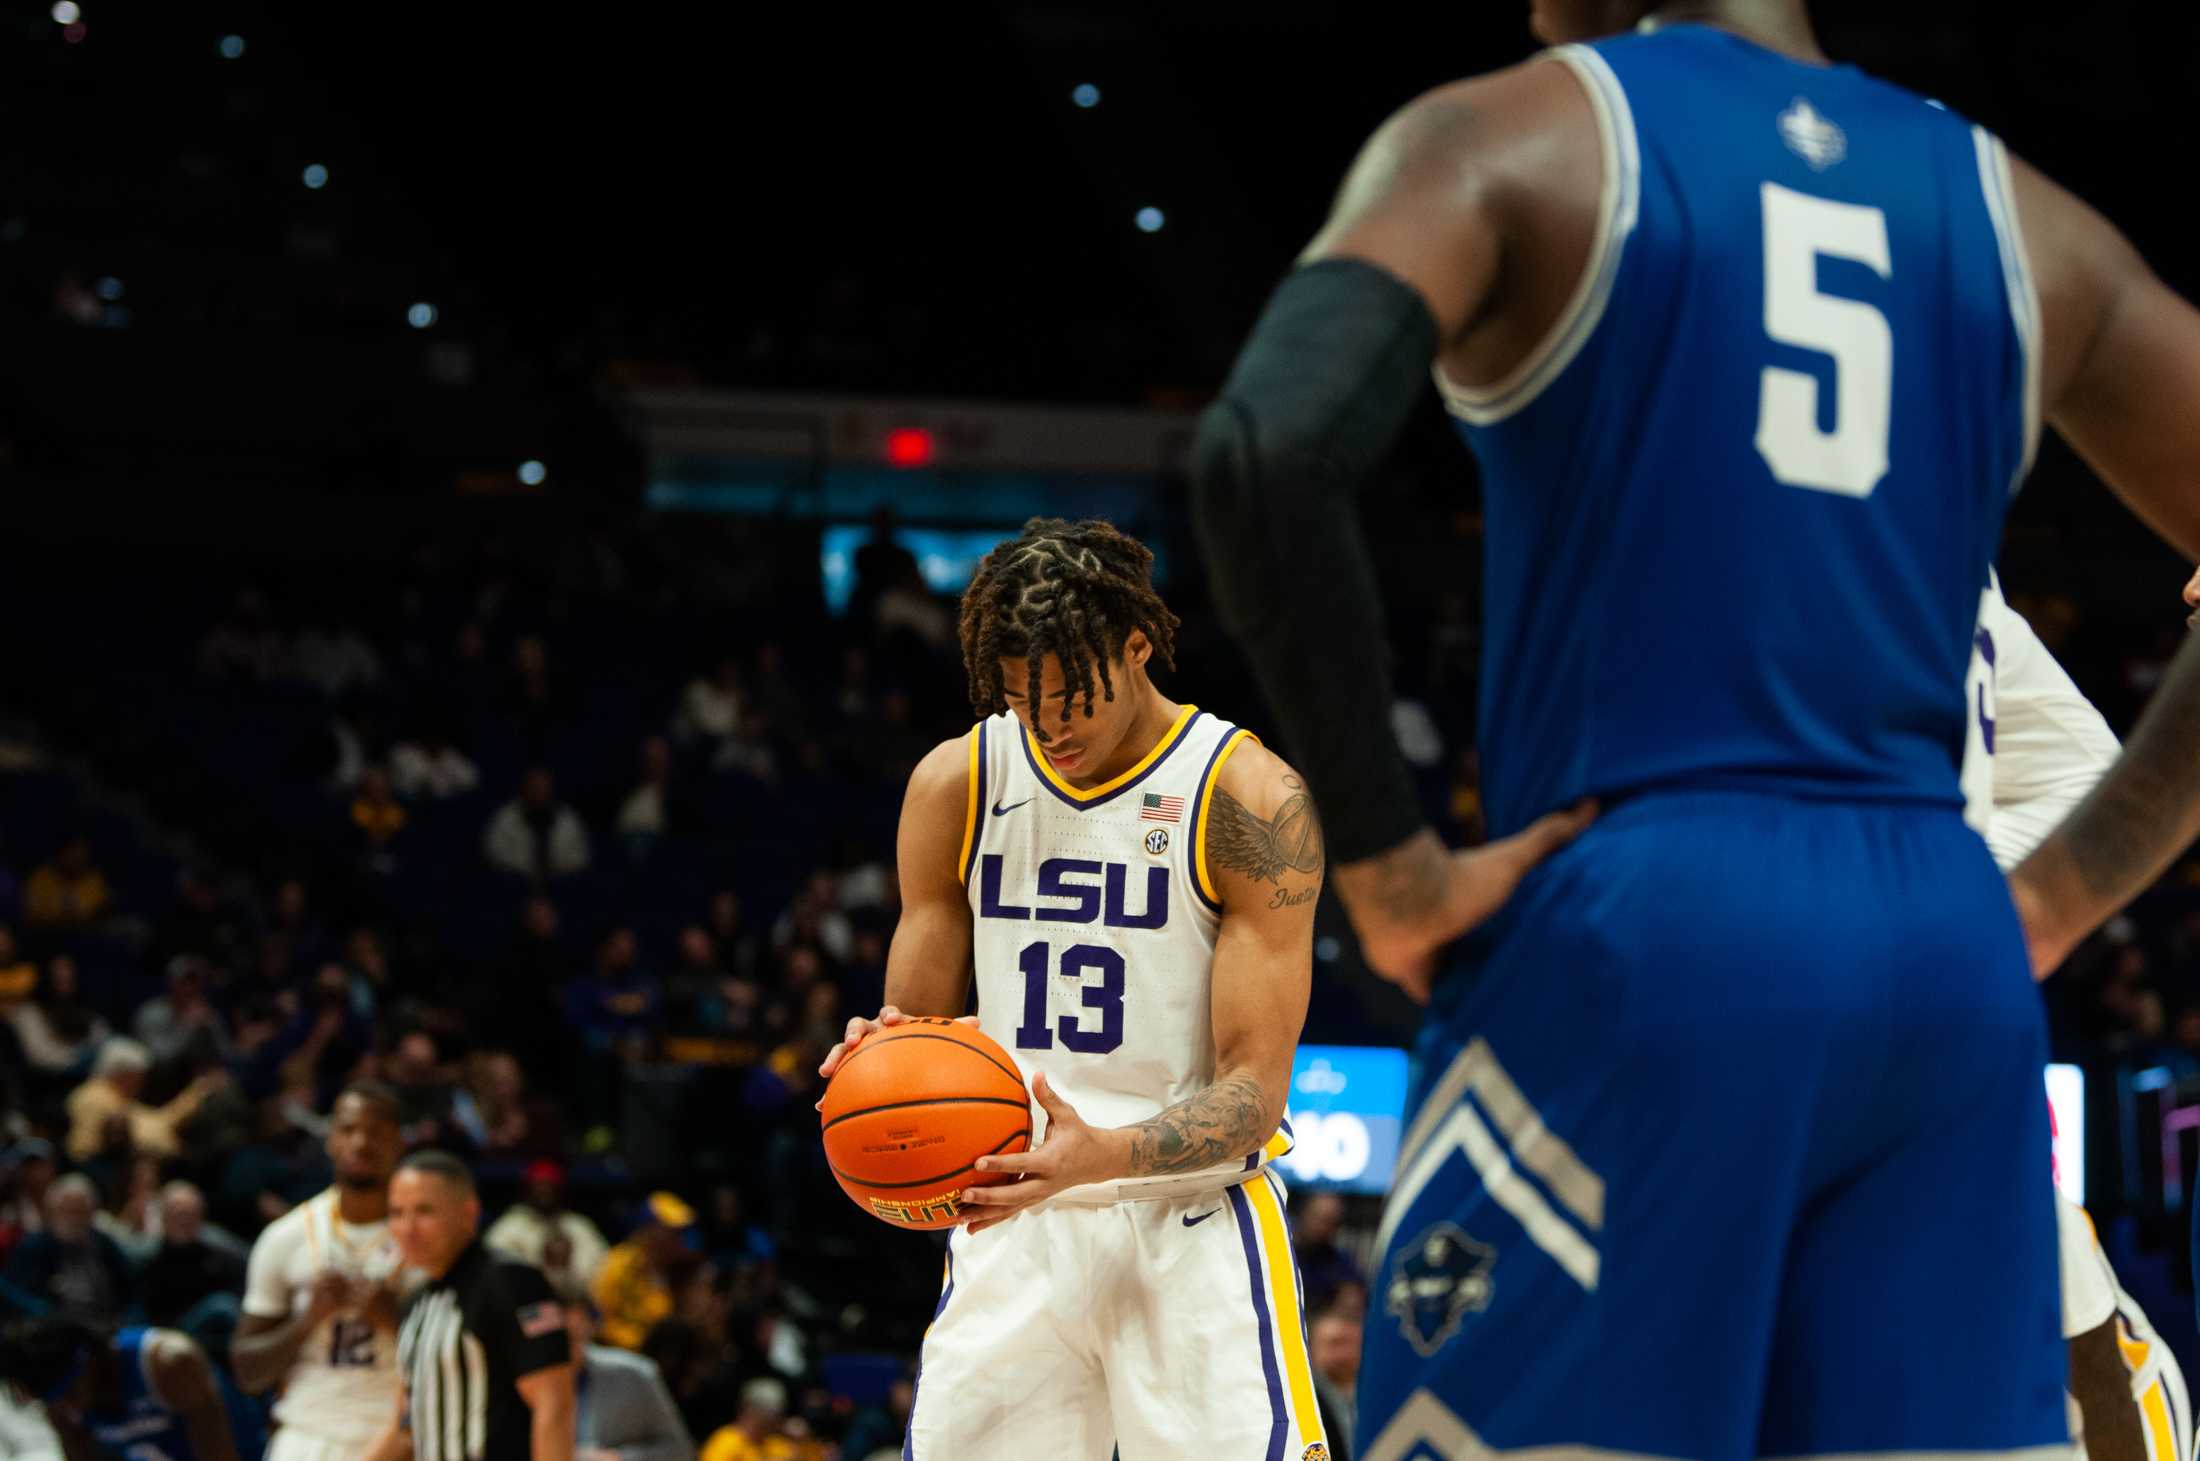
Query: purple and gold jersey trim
1020 704 1203 812
1192 728 1259 911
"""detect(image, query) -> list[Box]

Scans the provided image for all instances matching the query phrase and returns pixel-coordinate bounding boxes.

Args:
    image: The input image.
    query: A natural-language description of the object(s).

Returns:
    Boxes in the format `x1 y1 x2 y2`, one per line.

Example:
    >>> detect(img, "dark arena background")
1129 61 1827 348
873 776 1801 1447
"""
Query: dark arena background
4 2 2200 1455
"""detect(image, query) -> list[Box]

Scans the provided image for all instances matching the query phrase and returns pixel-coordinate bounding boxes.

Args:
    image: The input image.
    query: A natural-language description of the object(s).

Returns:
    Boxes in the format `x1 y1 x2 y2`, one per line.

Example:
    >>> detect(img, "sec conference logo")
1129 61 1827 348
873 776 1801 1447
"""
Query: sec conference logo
1386 1222 1496 1358
1144 828 1169 856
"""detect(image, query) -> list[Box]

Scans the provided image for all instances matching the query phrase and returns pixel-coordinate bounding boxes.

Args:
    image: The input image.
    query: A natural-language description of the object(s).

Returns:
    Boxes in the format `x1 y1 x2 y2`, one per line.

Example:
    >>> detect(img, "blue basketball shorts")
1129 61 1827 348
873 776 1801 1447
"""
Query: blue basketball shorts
1357 792 2065 1461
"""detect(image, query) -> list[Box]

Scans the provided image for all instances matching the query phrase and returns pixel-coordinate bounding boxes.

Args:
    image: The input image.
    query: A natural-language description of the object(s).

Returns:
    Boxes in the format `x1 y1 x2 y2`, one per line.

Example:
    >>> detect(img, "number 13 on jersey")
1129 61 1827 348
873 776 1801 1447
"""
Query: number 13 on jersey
1756 182 1893 499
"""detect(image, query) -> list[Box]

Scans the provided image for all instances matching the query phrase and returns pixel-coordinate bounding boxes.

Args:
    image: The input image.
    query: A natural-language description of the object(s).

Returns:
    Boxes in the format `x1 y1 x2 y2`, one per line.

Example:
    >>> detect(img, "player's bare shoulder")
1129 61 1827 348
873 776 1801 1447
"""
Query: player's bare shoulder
1203 739 1325 913
897 730 980 880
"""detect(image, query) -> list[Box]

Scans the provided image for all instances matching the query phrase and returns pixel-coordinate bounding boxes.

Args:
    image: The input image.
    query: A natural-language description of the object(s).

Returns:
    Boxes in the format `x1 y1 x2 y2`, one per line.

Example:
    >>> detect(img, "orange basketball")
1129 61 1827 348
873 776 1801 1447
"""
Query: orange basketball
819 1018 1032 1230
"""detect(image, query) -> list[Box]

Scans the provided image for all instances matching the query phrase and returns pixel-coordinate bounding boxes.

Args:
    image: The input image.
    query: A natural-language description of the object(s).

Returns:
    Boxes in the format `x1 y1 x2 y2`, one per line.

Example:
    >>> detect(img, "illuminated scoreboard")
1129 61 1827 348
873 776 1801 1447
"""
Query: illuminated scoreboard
1282 1046 1408 1195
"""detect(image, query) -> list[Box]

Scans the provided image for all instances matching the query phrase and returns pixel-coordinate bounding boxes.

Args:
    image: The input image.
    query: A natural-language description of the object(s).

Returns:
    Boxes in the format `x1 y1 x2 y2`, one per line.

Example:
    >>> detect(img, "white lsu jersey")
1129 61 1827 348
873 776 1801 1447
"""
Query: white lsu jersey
1960 571 2122 872
241 1188 404 1446
959 704 1291 1204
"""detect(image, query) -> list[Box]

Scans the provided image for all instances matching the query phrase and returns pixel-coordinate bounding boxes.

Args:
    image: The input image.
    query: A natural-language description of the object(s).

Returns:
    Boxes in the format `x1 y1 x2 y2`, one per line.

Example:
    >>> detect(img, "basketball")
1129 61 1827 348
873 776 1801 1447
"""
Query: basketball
819 1018 1032 1230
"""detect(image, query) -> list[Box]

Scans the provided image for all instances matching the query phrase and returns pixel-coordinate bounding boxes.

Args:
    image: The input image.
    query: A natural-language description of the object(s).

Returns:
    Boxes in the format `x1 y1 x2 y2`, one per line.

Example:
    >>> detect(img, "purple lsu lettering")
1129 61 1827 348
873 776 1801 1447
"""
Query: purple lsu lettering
976 854 1168 929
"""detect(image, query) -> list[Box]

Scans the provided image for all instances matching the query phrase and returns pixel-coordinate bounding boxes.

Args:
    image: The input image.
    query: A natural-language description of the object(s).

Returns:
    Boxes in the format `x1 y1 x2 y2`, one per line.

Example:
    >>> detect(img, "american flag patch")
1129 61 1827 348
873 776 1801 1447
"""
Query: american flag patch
517 1301 564 1339
1140 793 1184 824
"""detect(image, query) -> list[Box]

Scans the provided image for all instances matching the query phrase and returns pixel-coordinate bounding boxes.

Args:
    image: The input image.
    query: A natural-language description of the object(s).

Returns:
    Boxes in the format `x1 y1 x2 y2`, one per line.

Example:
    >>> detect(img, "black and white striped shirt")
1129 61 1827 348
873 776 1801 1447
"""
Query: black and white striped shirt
395 1240 569 1461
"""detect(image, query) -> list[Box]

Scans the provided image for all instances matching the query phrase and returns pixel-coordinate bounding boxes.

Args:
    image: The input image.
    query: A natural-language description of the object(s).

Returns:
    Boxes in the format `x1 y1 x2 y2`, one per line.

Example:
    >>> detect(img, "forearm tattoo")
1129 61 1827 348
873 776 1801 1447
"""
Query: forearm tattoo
1125 1073 1274 1176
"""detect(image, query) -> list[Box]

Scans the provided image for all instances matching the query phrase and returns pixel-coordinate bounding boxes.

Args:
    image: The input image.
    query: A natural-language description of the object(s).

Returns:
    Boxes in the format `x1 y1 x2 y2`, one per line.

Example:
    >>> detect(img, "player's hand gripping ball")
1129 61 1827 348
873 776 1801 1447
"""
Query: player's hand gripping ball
818 1017 1032 1230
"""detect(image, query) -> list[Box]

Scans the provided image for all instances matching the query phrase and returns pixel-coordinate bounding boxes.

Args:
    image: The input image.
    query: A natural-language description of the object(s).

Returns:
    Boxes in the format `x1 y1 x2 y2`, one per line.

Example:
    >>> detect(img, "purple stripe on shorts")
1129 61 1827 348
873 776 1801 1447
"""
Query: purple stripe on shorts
1229 1183 1288 1461
903 1240 957 1461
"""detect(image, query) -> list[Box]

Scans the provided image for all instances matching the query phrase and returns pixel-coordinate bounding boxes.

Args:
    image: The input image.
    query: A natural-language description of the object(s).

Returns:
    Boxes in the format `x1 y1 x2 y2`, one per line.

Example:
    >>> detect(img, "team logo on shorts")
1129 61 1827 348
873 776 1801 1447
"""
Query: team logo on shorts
1386 1222 1496 1358
1301 1446 1331 1461
1143 828 1169 856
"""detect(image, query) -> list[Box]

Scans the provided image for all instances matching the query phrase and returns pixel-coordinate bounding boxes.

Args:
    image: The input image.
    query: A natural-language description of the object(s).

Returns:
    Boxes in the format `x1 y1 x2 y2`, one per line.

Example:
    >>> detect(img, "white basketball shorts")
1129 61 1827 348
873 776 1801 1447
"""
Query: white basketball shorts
902 1169 1330 1460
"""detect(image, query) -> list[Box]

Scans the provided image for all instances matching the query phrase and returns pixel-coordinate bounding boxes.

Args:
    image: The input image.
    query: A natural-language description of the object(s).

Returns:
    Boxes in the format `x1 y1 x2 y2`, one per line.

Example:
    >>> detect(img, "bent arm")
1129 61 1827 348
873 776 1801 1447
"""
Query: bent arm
1119 742 1317 1176
230 1308 321 1396
148 1335 240 1461
883 735 977 1018
517 1364 577 1461
2006 153 2200 964
1190 64 1586 955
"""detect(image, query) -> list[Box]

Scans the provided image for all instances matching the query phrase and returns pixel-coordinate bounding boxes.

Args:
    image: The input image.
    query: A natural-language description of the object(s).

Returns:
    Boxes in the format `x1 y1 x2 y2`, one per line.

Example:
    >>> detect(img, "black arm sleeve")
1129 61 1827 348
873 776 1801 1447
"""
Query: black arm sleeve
1189 257 1441 863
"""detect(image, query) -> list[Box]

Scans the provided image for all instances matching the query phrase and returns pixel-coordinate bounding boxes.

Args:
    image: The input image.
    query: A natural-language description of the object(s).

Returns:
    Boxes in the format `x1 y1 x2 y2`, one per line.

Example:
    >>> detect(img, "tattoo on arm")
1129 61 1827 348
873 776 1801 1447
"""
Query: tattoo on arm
1208 779 1325 885
2052 632 2200 904
1125 1074 1274 1176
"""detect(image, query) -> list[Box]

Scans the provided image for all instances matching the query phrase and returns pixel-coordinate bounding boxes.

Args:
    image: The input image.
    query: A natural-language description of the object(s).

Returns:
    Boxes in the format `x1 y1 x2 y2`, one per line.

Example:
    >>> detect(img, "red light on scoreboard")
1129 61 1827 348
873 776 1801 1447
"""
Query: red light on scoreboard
884 428 936 469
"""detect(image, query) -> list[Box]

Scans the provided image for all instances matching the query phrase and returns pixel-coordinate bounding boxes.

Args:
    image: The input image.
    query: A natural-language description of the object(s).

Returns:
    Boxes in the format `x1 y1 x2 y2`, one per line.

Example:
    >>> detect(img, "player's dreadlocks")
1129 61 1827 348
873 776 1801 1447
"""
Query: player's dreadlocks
959 518 1180 725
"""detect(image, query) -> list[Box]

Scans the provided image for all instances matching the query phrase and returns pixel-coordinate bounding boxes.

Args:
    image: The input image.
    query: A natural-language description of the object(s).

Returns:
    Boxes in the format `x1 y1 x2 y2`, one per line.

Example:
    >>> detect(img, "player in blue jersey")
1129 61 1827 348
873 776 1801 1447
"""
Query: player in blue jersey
0 1315 260 1461
1192 1 2200 1457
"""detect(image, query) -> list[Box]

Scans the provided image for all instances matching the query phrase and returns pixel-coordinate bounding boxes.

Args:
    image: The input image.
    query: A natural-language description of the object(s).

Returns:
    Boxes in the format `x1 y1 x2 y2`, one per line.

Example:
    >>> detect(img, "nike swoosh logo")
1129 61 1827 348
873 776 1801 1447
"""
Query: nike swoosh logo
991 798 1034 817
1182 1208 1221 1228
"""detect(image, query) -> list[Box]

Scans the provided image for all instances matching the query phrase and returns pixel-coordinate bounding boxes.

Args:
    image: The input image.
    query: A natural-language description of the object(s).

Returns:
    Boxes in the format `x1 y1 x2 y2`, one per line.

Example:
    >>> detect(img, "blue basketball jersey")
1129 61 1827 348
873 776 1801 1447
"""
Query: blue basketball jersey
87 1328 200 1461
1444 23 2037 838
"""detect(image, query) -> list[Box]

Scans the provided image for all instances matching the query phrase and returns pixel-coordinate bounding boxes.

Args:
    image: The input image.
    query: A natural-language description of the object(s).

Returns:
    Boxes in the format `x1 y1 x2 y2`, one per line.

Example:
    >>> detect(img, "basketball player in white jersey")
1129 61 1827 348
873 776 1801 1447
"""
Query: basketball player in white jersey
1962 571 2190 1461
233 1080 408 1460
817 517 1576 1459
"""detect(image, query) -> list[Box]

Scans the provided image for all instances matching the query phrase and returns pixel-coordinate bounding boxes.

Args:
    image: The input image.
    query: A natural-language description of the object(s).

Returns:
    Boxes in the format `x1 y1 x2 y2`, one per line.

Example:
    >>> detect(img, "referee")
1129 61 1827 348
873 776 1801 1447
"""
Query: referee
367 1152 575 1461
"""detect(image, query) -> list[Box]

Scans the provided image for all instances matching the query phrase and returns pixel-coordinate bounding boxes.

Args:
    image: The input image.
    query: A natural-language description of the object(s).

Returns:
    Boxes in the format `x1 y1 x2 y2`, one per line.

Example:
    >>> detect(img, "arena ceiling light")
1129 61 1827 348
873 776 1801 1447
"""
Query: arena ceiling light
407 302 438 329
51 2 79 24
1072 83 1100 108
219 34 245 59
302 163 329 189
1135 207 1165 234
518 460 547 486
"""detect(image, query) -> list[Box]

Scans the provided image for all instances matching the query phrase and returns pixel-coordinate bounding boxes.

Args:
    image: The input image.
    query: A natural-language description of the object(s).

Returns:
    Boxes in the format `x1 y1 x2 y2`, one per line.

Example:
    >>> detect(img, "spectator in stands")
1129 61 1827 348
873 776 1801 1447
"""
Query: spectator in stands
384 1030 461 1148
875 558 955 653
838 1375 914 1461
485 766 592 882
1291 1191 1363 1316
259 965 373 1107
712 708 781 783
746 643 807 742
338 926 390 1020
139 1182 246 1329
65 1040 225 1164
706 892 760 982
568 929 659 1049
505 634 574 751
676 656 746 744
700 1184 774 1270
290 615 384 699
9 956 108 1081
640 1318 737 1444
133 958 232 1072
700 1376 806 1461
96 1155 163 1264
389 722 481 800
151 869 244 975
2 1174 135 1321
0 1139 57 1238
615 735 684 859
866 688 931 787
592 1192 698 1350
771 873 853 965
561 1281 695 1461
0 926 33 1012
197 588 286 682
264 878 327 975
22 836 111 932
486 1160 611 1288
345 764 408 874
452 1050 564 1160
1309 1297 1363 1461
